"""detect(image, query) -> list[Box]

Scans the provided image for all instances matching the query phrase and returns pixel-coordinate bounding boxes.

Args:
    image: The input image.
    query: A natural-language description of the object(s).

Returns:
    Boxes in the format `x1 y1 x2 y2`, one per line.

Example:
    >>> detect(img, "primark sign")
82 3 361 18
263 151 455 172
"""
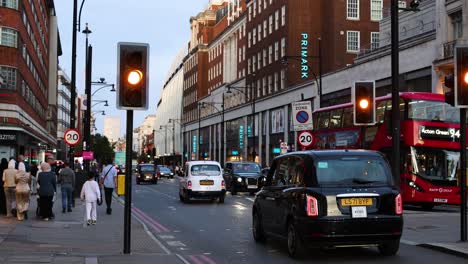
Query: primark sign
419 126 460 142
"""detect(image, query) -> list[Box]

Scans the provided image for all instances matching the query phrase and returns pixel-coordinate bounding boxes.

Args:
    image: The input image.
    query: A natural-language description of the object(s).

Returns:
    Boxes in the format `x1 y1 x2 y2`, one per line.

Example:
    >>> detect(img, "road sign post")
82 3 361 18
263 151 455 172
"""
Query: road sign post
292 101 313 131
298 131 313 149
280 142 288 154
64 129 81 146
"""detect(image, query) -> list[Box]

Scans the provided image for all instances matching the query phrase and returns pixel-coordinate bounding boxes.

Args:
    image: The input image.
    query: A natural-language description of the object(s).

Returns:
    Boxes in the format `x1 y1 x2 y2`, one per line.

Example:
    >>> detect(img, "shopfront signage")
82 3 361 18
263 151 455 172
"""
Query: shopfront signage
0 133 16 142
239 125 244 149
419 126 460 142
300 33 309 79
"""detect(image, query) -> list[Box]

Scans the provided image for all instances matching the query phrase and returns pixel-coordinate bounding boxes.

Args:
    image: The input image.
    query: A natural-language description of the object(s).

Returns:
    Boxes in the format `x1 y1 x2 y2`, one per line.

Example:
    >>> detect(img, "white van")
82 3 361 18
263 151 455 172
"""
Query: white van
179 161 226 203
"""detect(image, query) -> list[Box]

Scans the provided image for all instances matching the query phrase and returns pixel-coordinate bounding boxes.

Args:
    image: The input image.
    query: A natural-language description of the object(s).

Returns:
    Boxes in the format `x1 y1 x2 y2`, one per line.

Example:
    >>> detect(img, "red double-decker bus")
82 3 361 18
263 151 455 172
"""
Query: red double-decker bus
309 92 466 209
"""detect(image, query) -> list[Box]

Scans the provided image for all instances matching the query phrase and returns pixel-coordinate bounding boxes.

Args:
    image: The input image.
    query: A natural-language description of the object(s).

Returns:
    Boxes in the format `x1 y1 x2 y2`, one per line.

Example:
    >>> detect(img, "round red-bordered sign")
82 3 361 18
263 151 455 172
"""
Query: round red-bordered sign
64 129 81 146
298 131 313 147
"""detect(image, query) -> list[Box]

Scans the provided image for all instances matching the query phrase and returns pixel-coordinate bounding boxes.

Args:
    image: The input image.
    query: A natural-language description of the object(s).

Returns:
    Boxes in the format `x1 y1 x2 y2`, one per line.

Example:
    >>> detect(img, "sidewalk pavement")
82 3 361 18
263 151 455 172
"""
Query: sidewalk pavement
0 187 184 264
402 206 468 259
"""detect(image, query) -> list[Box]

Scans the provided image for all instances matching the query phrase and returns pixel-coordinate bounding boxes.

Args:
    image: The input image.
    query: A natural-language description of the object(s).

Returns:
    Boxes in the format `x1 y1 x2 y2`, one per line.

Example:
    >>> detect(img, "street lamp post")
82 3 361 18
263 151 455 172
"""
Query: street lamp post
200 96 225 166
83 24 92 174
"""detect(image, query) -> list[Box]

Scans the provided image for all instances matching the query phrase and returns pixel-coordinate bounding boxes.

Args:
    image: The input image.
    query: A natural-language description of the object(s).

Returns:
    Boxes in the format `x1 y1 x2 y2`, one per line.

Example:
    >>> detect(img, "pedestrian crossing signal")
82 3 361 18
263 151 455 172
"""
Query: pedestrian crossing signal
117 43 149 110
353 81 375 125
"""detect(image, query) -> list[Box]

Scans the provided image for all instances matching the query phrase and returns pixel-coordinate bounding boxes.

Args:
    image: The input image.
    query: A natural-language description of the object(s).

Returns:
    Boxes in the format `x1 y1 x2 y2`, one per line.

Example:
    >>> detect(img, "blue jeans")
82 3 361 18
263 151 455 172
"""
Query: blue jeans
61 185 73 210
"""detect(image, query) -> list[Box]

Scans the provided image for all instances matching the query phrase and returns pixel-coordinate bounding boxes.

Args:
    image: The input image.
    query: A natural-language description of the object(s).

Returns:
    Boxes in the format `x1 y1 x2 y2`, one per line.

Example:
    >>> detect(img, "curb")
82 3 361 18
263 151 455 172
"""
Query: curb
418 244 468 259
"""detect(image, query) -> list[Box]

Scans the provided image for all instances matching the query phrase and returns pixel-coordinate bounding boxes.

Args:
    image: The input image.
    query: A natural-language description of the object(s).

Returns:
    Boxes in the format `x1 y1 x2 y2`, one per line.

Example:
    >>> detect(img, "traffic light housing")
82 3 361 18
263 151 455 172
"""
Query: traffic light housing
444 74 455 106
117 42 149 110
455 46 468 108
353 81 375 125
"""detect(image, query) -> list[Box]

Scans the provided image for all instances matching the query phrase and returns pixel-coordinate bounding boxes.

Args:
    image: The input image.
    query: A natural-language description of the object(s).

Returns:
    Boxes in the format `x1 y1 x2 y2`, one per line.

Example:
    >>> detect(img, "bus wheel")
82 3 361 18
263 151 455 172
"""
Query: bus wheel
421 203 434 210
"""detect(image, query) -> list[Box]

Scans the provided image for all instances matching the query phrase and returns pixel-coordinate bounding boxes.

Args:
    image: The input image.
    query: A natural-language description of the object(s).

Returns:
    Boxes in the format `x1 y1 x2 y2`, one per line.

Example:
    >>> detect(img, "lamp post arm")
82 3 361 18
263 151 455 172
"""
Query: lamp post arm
92 84 114 96
77 0 86 32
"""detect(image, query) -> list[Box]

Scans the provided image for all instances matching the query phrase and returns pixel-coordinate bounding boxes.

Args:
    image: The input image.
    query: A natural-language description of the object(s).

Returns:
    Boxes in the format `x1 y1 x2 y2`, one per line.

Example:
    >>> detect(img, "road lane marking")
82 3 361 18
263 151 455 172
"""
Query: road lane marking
189 255 204 264
245 197 255 202
167 241 186 247
129 208 172 254
176 254 191 264
199 255 217 264
159 235 175 240
133 207 170 232
132 208 163 233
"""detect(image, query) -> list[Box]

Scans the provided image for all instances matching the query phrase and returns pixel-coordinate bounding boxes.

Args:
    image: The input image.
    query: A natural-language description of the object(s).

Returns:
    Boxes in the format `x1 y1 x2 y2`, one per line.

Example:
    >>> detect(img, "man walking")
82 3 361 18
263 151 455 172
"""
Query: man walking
58 162 75 213
100 159 117 215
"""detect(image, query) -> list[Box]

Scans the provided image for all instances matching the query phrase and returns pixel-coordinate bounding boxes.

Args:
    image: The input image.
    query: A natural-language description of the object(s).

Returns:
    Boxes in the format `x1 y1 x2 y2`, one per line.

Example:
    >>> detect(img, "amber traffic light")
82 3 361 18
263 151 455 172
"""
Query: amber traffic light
353 81 375 125
455 46 468 108
117 43 149 110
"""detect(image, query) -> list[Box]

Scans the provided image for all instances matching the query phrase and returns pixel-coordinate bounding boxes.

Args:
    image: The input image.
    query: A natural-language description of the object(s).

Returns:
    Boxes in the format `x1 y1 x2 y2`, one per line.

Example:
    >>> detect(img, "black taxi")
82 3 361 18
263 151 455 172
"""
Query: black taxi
252 150 403 258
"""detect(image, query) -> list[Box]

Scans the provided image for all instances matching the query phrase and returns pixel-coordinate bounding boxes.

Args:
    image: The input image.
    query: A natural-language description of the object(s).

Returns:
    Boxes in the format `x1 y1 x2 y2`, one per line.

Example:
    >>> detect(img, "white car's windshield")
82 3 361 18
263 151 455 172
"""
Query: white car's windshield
191 165 220 176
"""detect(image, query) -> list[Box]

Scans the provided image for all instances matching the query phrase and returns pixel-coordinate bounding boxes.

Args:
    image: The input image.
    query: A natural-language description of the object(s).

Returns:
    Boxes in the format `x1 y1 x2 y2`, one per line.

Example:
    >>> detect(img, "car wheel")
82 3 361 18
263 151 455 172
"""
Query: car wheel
231 184 237 195
218 195 225 204
287 220 303 258
252 211 266 243
378 239 400 256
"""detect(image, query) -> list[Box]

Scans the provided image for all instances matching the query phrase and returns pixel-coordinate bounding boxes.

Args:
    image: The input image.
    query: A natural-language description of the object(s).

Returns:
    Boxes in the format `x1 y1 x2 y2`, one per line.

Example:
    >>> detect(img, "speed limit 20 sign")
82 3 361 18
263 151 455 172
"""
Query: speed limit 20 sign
298 131 313 147
64 129 81 146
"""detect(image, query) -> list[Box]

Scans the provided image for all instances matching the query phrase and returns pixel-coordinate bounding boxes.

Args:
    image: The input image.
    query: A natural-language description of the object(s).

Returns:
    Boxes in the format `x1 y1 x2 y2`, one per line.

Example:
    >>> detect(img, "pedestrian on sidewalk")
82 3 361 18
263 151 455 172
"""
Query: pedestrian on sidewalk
2 160 17 217
80 173 101 225
15 167 30 221
58 162 75 213
30 161 38 195
37 162 56 221
0 158 8 215
99 159 117 215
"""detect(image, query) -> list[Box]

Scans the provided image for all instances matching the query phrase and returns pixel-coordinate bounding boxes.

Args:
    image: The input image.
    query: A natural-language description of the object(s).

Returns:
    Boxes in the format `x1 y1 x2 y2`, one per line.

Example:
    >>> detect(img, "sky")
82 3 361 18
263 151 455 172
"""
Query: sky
54 0 208 137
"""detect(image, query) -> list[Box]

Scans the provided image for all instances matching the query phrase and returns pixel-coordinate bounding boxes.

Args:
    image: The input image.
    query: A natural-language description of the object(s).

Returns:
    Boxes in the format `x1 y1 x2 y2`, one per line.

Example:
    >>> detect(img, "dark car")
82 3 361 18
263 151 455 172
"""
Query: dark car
223 162 263 195
157 165 174 179
136 164 158 185
252 150 403 258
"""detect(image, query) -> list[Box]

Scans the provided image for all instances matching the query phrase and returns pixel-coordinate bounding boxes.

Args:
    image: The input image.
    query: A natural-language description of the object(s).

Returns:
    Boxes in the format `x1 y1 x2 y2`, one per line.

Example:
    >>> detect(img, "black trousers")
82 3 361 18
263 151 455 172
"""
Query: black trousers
104 187 113 209
39 196 53 218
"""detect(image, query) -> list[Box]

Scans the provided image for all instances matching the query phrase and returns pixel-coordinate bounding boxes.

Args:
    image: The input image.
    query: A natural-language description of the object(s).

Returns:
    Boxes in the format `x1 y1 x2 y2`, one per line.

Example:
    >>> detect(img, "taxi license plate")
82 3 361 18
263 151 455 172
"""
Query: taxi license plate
199 180 214 186
341 198 373 206
247 185 257 189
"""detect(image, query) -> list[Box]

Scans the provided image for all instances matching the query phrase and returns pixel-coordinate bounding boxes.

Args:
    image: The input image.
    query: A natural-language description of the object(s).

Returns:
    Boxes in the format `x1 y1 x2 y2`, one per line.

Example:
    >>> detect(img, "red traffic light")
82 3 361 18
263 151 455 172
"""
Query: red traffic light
455 46 468 108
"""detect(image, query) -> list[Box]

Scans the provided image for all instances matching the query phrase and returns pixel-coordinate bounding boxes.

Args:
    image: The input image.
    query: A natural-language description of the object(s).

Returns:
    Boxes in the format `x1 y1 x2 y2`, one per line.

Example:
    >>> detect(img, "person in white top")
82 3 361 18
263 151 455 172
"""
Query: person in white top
80 173 101 225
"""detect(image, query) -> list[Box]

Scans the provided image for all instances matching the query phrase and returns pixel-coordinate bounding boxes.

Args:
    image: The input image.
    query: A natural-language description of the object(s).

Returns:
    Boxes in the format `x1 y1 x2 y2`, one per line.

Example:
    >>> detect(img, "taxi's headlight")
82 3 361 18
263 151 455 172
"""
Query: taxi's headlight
237 177 243 183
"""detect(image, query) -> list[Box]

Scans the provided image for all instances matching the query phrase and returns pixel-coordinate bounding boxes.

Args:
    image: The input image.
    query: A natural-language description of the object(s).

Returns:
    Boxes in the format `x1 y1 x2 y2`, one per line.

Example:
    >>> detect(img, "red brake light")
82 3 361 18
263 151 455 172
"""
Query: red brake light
306 195 319 217
187 180 192 189
221 180 225 189
395 194 403 215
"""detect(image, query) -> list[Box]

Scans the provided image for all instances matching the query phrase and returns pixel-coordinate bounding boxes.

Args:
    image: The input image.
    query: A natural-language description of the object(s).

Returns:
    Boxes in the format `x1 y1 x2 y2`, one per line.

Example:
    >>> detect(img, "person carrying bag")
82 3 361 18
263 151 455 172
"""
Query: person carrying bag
99 161 117 214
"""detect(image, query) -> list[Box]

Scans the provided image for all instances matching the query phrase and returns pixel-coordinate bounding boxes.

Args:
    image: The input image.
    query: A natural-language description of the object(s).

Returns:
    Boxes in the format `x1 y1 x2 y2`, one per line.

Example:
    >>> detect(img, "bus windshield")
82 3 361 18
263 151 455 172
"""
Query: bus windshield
408 100 459 123
410 147 459 185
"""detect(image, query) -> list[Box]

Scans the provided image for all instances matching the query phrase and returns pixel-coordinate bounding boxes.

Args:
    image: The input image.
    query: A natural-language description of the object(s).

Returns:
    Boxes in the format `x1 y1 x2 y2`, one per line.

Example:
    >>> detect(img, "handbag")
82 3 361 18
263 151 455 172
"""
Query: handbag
98 167 112 206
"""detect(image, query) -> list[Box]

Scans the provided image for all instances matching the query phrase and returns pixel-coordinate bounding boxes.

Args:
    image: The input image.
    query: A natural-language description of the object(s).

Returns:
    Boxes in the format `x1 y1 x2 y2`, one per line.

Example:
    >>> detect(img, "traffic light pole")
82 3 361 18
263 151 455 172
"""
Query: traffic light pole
69 0 78 170
460 108 467 242
124 110 133 254
391 0 401 186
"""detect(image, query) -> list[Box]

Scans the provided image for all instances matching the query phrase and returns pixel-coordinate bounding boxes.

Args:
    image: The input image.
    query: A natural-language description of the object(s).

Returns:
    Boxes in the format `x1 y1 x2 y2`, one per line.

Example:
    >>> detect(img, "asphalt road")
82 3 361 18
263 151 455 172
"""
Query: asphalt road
131 176 467 264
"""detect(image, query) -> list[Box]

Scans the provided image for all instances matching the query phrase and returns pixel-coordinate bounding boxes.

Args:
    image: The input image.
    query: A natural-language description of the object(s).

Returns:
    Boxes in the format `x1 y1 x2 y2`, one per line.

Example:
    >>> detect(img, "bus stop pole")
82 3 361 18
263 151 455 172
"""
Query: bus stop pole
460 108 467 242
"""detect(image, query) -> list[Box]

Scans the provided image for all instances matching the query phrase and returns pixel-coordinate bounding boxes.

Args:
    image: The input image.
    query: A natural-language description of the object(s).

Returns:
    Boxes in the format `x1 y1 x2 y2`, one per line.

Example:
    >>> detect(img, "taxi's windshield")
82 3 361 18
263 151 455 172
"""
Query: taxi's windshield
315 156 392 186
233 163 260 173
191 165 220 176
139 165 155 172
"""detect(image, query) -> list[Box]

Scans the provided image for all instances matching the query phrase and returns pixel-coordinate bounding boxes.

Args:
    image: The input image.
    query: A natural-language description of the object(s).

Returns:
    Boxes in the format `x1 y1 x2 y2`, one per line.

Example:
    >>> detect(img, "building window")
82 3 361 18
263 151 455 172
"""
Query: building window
248 6 252 21
268 45 273 64
281 5 286 26
451 11 463 40
0 66 17 90
347 31 360 52
248 32 251 48
0 27 18 48
371 32 379 50
268 75 273 94
275 10 279 30
263 20 267 38
269 15 273 34
263 49 267 67
347 0 359 20
280 70 286 90
370 0 383 21
274 72 278 92
258 24 262 41
281 37 286 58
253 28 256 45
274 41 279 61
0 0 18 9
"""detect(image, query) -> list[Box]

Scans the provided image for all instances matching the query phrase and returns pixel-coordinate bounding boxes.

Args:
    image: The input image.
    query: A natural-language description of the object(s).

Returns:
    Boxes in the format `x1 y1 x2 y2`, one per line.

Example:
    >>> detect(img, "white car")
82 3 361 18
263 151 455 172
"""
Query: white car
179 161 226 203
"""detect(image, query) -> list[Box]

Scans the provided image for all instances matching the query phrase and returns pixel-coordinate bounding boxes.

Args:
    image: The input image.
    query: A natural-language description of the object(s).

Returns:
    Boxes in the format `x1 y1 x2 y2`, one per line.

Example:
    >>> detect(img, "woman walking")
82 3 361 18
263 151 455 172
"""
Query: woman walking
0 158 8 215
3 160 18 217
37 162 56 221
15 166 30 221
